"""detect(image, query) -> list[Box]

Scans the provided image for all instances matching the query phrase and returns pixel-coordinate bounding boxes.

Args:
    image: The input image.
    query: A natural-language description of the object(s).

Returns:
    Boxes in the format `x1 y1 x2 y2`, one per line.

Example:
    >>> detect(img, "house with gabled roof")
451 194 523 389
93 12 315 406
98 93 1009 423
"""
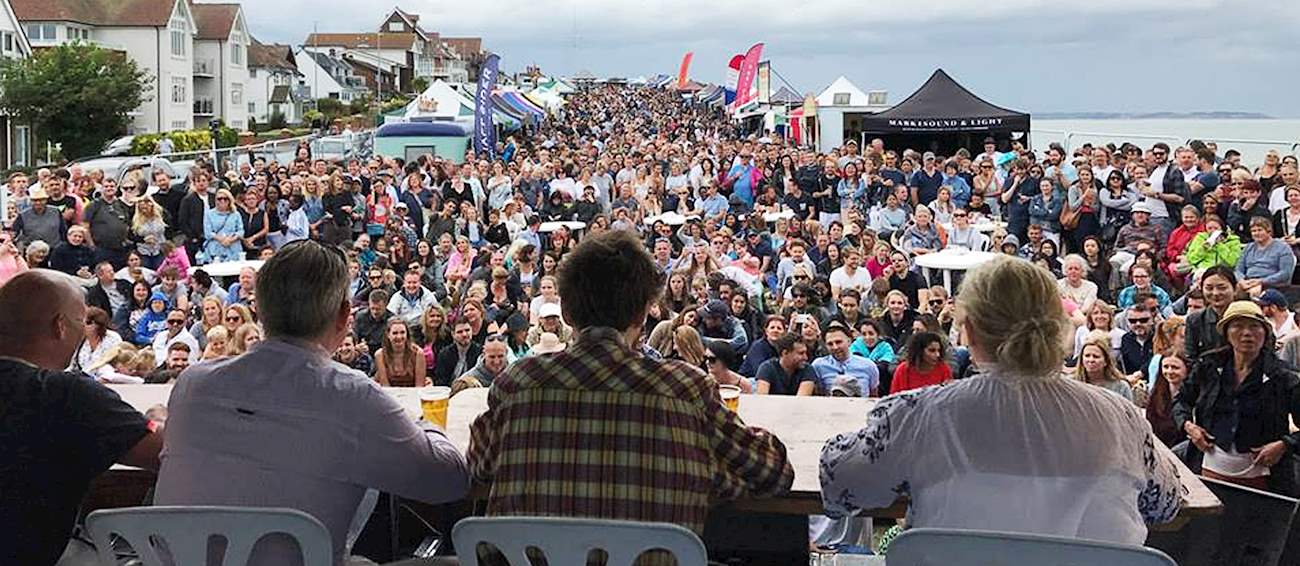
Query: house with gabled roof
248 39 300 125
189 2 250 130
12 0 251 134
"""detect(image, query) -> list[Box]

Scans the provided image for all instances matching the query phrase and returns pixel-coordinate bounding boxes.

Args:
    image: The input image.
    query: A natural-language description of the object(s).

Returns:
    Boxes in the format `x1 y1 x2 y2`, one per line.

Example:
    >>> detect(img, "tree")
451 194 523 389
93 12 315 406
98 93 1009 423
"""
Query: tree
0 43 152 160
411 77 429 95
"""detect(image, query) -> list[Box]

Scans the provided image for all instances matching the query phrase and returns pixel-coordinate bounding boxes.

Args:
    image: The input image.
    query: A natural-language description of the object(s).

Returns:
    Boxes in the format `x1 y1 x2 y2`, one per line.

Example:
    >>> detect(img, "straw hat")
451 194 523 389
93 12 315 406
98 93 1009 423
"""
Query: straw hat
28 186 48 200
1216 300 1272 336
532 332 566 354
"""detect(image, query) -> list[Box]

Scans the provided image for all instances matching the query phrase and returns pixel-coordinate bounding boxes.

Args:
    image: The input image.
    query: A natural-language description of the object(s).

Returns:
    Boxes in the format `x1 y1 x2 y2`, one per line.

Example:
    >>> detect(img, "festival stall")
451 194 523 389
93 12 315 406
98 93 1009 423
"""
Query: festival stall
814 76 889 153
857 69 1031 155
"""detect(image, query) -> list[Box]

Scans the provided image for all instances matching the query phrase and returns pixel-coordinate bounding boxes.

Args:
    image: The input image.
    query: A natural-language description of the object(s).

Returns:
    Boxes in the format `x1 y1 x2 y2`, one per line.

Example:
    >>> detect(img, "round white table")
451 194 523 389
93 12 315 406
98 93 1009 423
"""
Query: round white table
763 210 796 223
190 259 264 278
912 250 998 292
940 220 1006 234
644 212 693 226
538 221 586 233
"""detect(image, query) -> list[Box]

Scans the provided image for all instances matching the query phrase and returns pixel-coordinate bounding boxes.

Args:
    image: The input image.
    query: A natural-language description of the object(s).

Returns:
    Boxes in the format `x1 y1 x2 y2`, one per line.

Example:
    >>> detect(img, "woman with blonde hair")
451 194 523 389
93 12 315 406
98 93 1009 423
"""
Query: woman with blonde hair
131 197 167 269
223 303 253 334
672 325 708 367
1073 333 1136 403
202 188 244 263
822 256 1182 544
189 296 224 350
228 323 263 355
1073 300 1123 362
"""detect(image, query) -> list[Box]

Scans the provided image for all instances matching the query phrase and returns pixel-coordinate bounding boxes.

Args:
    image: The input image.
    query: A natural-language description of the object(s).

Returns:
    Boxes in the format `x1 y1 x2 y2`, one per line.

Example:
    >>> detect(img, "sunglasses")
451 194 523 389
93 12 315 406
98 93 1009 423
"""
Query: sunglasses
167 319 185 326
953 213 968 218
1129 317 1151 324
225 315 242 322
704 355 718 362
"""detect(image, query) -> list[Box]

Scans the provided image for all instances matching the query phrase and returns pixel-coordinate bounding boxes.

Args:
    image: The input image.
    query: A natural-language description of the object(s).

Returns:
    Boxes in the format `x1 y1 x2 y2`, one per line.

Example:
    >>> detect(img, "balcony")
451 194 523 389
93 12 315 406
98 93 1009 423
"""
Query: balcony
193 96 214 116
193 58 215 78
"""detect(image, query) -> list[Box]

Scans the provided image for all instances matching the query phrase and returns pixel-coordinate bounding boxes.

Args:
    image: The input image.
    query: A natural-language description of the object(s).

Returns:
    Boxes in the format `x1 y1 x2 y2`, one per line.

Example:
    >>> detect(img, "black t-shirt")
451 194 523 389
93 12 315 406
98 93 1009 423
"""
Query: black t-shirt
756 358 817 395
0 360 149 566
889 270 928 309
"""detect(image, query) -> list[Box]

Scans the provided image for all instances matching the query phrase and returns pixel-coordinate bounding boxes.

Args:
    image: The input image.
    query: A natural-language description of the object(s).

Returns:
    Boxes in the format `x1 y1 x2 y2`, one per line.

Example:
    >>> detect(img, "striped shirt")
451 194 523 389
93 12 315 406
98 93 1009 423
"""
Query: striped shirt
468 326 794 533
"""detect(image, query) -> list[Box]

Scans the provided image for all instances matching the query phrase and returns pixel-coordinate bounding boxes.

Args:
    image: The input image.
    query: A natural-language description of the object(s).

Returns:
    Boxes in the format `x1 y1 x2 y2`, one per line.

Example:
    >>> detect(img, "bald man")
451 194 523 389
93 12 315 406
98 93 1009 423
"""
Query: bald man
0 269 163 566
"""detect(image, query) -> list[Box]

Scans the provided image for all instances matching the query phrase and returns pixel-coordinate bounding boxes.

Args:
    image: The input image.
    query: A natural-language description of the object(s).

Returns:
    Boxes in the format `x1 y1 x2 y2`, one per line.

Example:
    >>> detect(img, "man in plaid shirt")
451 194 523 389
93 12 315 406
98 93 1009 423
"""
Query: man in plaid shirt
468 230 794 534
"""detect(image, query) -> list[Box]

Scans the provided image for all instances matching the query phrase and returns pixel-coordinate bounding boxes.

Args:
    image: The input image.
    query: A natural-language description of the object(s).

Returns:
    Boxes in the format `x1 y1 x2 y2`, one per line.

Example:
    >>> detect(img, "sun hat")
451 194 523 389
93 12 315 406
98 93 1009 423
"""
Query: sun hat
1131 200 1158 215
532 332 566 354
28 186 48 200
1216 300 1272 336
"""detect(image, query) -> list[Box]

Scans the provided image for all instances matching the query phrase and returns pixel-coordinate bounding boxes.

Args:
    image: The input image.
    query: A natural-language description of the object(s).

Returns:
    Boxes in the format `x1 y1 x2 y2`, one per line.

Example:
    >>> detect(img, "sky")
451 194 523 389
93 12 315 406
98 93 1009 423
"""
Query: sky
248 0 1300 117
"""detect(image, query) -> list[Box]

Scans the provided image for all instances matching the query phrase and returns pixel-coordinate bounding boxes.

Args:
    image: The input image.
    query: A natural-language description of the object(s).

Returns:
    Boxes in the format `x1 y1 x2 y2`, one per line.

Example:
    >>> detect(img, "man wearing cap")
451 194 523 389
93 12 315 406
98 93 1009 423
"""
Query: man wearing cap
1257 289 1298 341
697 299 749 356
1111 200 1167 272
910 152 944 206
527 302 573 346
811 324 879 397
974 137 1000 167
12 186 65 249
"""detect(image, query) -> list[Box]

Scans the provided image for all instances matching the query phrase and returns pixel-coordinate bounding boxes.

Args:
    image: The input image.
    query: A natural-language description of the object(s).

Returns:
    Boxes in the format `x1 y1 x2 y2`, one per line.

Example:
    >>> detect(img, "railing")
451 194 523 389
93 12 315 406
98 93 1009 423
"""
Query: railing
1032 128 1300 163
193 58 215 77
193 97 214 116
147 129 374 174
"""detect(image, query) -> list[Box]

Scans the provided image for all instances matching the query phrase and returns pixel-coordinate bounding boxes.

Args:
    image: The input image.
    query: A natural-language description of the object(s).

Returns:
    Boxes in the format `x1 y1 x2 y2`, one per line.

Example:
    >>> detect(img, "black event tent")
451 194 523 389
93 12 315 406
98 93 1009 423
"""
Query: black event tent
860 69 1030 155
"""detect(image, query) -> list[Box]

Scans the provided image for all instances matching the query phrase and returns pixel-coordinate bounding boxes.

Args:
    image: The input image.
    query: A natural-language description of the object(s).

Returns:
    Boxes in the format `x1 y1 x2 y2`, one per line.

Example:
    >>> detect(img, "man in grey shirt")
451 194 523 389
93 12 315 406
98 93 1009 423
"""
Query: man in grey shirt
155 240 469 565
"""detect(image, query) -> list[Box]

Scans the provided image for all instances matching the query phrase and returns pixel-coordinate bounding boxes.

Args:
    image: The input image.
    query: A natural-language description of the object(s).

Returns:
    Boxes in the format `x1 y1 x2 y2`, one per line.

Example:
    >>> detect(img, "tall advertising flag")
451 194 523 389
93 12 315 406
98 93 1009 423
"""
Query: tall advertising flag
676 52 694 90
724 54 743 105
473 53 501 159
734 42 764 108
756 61 771 104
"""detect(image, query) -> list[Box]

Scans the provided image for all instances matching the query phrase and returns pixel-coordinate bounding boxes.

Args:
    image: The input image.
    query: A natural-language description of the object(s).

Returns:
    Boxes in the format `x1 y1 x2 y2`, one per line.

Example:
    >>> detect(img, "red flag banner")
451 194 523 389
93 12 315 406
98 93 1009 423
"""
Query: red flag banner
734 42 765 108
677 52 694 90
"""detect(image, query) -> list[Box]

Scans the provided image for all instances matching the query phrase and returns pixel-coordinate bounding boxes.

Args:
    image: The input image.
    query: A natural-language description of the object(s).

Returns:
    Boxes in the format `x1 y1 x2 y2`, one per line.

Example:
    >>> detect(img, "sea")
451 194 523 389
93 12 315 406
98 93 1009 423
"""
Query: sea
1031 119 1300 166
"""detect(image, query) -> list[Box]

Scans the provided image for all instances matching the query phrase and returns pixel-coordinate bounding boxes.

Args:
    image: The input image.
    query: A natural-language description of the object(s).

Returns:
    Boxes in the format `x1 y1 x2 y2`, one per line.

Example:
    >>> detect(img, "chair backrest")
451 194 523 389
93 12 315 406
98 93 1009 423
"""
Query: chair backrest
85 506 333 566
887 528 1177 566
452 516 708 566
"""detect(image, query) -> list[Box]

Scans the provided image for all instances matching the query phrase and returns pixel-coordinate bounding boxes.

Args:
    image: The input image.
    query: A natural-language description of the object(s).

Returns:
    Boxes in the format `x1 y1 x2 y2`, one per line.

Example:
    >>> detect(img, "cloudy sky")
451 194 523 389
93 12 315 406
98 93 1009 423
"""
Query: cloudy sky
248 0 1300 116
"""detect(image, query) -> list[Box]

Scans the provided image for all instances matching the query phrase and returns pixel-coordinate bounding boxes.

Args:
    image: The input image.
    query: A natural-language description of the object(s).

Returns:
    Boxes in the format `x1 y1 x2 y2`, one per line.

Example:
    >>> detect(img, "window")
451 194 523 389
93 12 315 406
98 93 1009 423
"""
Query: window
231 84 243 105
387 21 403 32
25 24 56 41
230 31 243 65
67 27 89 41
248 102 256 113
170 18 187 57
868 92 887 106
249 68 257 78
171 77 187 104
3 33 12 52
13 125 29 168
832 93 850 105
171 121 188 130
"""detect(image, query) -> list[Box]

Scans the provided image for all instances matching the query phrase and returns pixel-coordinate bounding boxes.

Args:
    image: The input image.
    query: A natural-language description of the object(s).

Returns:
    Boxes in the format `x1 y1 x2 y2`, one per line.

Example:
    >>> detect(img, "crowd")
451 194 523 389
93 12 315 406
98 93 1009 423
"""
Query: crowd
2 83 1300 563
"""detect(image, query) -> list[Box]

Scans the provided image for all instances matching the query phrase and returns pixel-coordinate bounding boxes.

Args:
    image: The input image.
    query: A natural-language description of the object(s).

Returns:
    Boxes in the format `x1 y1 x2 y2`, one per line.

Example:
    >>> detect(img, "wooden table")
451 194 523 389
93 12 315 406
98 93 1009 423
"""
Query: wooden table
107 384 1220 562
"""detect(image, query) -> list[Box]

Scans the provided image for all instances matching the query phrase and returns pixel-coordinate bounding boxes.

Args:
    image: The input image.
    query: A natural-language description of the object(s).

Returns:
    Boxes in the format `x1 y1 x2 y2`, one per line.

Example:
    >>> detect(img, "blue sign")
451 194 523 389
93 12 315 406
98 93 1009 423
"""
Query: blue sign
473 54 501 159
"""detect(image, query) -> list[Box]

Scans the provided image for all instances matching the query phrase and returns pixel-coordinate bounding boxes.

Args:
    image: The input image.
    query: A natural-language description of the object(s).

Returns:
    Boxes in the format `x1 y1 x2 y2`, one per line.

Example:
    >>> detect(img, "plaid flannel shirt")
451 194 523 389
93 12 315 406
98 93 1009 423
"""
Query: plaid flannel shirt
467 326 794 533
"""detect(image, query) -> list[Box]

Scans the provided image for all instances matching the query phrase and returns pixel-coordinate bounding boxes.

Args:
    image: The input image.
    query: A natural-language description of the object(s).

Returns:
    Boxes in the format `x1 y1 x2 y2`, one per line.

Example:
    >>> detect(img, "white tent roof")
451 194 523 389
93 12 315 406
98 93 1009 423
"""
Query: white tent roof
816 75 871 107
403 79 474 119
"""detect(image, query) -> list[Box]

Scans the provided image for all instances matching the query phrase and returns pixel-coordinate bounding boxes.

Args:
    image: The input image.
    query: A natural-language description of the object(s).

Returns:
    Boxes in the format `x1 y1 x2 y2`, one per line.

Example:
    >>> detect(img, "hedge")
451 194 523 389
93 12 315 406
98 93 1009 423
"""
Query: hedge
130 122 240 156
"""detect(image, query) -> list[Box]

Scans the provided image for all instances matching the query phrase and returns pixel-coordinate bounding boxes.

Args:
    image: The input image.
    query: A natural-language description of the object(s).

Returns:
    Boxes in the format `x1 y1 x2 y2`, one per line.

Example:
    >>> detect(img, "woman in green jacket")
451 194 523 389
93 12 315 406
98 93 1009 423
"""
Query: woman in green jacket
1185 215 1243 271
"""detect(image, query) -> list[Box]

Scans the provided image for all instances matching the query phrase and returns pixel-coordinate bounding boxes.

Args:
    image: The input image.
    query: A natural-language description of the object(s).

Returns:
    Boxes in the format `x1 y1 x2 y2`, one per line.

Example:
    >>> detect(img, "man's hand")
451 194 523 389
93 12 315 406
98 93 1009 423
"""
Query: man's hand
1252 440 1288 468
1185 422 1216 453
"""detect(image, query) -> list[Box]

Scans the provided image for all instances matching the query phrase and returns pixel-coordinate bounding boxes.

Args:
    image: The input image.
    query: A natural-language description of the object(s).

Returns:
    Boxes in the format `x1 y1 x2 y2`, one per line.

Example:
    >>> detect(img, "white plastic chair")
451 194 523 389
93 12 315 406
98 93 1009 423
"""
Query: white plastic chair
84 506 333 566
452 516 708 566
886 528 1177 566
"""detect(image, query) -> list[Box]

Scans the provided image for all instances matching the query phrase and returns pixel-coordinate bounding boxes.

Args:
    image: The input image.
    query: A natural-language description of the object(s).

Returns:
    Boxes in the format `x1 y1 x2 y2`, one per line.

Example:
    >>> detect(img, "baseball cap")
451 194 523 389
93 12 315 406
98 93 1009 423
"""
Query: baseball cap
923 151 936 161
1131 200 1158 215
1257 289 1288 309
701 299 729 318
830 375 863 397
538 302 562 318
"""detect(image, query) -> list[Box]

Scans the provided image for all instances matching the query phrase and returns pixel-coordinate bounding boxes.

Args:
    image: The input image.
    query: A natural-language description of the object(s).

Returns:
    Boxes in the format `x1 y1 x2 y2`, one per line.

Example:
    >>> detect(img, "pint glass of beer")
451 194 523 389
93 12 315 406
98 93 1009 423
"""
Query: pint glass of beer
719 384 741 412
420 386 451 428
